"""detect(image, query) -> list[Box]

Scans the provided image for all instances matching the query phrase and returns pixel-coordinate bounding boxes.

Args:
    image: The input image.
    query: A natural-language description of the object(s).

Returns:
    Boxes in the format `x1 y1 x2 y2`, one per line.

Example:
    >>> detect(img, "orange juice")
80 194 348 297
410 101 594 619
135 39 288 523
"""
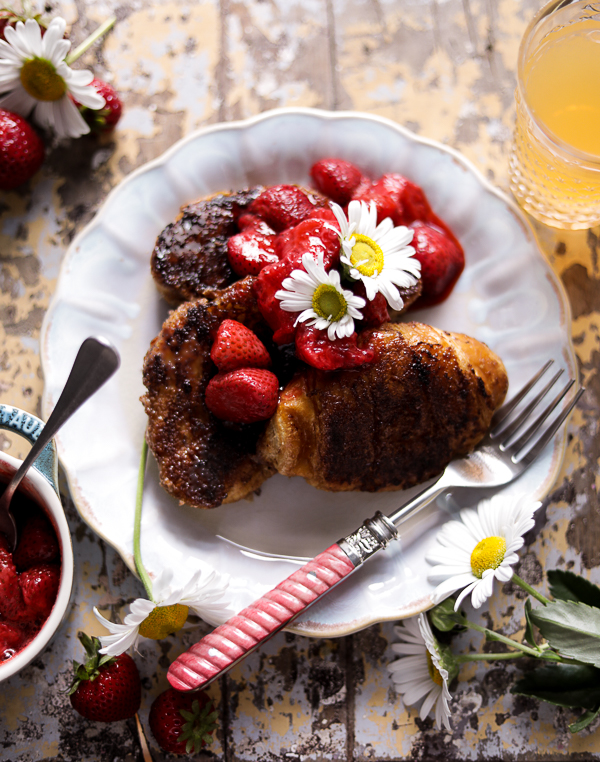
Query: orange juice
523 23 600 157
508 1 600 229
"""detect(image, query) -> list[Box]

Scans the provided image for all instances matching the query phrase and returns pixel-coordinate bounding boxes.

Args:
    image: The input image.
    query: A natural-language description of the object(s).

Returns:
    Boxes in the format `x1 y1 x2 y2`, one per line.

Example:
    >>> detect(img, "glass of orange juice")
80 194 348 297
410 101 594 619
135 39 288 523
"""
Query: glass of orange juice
508 0 600 229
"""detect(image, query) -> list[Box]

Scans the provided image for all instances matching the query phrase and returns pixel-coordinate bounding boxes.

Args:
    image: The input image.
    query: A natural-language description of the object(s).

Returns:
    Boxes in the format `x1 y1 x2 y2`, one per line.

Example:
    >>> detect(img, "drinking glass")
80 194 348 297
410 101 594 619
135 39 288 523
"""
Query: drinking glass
508 0 600 229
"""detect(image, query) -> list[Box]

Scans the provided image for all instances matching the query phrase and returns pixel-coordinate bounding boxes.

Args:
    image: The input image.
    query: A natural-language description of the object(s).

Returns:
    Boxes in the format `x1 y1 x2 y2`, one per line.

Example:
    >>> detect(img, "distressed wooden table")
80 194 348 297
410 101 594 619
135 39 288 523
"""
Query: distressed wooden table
1 0 599 759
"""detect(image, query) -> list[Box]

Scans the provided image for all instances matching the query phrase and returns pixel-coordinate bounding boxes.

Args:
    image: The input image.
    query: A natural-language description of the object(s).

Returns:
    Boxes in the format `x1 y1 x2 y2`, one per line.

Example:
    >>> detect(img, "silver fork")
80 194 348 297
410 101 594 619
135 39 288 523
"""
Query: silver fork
167 361 584 693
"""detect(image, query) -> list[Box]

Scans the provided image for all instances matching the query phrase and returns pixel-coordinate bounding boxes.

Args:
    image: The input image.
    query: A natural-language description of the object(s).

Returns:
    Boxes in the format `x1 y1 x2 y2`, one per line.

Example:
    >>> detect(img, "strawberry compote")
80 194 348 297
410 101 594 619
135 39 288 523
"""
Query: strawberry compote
0 484 61 663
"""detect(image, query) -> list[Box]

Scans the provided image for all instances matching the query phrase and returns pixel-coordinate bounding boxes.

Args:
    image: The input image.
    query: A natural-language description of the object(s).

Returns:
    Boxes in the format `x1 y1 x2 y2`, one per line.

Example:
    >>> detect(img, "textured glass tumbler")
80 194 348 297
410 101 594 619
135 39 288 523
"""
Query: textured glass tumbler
508 0 600 230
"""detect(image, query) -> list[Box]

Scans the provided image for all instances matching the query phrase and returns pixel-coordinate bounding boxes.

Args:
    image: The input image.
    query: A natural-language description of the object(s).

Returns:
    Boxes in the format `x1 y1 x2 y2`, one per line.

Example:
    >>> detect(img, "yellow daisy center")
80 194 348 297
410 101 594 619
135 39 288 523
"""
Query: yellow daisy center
138 603 189 640
20 58 66 102
426 651 444 686
312 283 347 321
350 234 385 277
470 536 507 579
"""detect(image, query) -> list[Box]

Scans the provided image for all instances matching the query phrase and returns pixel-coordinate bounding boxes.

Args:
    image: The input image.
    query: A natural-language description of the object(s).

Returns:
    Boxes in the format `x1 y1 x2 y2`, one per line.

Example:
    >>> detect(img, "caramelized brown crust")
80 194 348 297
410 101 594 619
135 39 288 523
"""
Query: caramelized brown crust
258 322 508 492
141 278 275 509
151 188 264 305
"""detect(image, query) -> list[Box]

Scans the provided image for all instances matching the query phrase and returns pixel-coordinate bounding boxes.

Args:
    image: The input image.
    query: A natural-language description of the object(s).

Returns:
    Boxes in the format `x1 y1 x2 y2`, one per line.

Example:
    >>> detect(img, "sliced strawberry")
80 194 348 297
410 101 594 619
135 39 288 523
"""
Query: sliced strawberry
353 282 390 327
310 158 364 206
210 319 271 373
275 217 340 270
254 218 342 345
227 221 278 277
307 206 338 224
0 535 25 620
409 221 465 307
13 509 59 571
351 186 397 224
295 324 375 371
17 563 60 622
253 259 299 345
249 185 315 232
205 368 279 424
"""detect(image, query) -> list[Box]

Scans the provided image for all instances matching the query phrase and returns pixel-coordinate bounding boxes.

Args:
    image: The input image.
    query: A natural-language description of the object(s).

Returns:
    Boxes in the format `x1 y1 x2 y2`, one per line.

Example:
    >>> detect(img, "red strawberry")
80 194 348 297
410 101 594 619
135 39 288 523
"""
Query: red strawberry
351 186 397 224
77 79 122 134
353 282 390 327
13 510 59 571
17 563 60 622
0 621 24 657
227 219 278 276
0 109 44 191
149 687 218 755
295 324 375 371
310 158 364 205
0 9 48 41
0 535 25 620
205 368 279 424
249 185 315 232
410 221 465 307
211 320 271 373
69 633 141 722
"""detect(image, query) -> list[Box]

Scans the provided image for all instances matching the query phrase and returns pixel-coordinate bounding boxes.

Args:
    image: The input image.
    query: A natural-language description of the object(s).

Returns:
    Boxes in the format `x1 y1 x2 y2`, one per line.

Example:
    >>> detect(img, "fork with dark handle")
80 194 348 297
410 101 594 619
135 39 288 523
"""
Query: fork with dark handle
168 361 584 693
0 336 120 550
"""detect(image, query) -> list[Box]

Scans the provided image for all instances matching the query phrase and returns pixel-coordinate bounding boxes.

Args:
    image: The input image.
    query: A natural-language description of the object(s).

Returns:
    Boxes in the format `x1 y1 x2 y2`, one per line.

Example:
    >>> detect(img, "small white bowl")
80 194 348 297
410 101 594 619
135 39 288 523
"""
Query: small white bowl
0 404 74 682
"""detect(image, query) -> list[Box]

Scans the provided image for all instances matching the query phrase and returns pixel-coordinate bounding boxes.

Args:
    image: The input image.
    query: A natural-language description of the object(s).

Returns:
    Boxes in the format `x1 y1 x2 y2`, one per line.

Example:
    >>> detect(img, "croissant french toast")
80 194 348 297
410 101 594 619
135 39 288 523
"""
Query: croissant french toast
141 278 275 509
258 322 508 492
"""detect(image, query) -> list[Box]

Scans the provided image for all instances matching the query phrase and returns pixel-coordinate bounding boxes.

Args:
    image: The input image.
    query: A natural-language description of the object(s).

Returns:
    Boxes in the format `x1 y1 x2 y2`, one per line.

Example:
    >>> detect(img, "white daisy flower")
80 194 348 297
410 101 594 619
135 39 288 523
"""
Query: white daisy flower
93 568 231 656
0 17 105 137
427 494 542 611
388 614 453 731
275 251 365 341
331 200 421 311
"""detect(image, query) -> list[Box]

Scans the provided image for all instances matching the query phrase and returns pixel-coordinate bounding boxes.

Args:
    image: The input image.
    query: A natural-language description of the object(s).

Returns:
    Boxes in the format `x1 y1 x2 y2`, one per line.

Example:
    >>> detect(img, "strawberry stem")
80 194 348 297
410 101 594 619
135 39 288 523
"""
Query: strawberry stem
65 16 116 65
133 439 155 602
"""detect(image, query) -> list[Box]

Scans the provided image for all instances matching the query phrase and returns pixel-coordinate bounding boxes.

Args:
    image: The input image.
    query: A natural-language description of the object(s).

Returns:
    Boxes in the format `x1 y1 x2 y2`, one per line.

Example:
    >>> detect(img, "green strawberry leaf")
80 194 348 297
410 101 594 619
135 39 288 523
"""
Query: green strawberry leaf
511 664 600 709
548 570 600 608
569 706 600 733
523 599 538 648
528 600 600 666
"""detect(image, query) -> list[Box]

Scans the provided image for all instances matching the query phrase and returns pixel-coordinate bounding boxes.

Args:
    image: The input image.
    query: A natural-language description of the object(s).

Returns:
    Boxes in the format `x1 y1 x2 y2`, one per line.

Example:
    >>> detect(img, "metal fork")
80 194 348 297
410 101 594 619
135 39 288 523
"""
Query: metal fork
167 361 584 693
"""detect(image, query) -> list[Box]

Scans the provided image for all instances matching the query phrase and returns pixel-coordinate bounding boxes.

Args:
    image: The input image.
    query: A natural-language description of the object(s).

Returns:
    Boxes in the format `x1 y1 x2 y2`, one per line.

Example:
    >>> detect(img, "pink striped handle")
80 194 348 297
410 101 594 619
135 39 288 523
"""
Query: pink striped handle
168 544 354 692
167 511 397 692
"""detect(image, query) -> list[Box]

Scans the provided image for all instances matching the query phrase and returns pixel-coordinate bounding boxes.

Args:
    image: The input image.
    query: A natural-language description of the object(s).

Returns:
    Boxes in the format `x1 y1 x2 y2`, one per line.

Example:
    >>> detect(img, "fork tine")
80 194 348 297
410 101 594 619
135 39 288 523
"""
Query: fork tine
490 360 554 432
504 378 573 453
492 368 563 443
513 386 585 465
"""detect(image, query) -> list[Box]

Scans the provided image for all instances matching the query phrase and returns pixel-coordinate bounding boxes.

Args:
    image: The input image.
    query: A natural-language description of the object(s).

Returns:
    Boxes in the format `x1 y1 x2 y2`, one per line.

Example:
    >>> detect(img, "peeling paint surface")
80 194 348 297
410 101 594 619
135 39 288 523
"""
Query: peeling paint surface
1 0 599 759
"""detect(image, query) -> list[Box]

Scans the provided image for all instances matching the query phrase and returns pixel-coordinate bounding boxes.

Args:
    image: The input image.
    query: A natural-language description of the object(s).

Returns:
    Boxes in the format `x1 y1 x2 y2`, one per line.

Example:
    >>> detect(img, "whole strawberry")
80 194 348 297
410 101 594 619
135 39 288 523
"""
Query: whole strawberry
205 367 279 424
69 633 141 722
77 79 122 134
149 687 217 755
0 8 48 41
310 158 364 206
0 109 44 191
210 319 271 373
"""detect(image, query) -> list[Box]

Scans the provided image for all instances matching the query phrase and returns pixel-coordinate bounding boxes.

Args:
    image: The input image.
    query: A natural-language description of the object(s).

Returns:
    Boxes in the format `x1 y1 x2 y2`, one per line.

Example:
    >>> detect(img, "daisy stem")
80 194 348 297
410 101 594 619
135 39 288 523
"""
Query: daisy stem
460 618 542 658
511 573 551 605
65 16 117 65
456 652 524 663
133 439 155 602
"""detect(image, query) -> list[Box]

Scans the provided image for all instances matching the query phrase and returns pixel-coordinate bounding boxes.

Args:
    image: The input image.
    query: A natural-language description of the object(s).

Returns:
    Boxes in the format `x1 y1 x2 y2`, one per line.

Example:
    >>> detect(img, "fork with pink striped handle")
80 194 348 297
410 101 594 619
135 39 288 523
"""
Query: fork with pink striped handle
167 361 583 693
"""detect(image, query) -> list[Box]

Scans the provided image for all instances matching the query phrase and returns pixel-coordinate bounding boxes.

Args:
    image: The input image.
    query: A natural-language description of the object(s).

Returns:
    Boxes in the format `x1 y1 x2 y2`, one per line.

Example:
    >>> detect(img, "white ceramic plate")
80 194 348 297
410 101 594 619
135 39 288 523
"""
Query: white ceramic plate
41 108 576 637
